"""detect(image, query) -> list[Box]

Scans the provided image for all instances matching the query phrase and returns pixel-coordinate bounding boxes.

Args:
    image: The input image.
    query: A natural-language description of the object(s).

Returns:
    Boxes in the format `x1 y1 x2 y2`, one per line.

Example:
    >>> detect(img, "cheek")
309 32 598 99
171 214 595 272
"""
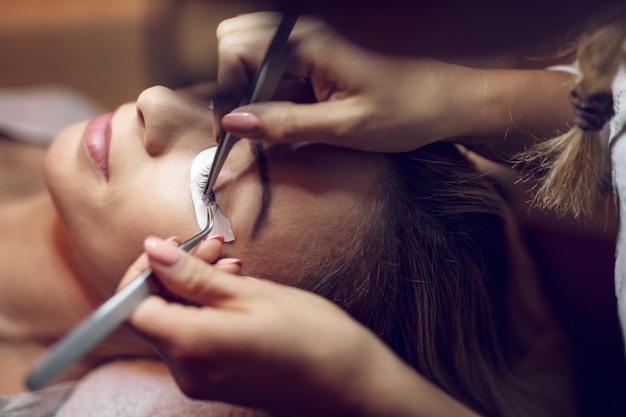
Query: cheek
45 123 87 197
101 159 199 253
62 159 200 298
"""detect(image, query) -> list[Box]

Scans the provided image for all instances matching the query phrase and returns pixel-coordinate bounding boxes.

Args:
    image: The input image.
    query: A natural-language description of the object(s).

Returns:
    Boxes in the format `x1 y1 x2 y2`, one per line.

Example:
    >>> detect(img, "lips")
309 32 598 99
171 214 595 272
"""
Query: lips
83 113 113 179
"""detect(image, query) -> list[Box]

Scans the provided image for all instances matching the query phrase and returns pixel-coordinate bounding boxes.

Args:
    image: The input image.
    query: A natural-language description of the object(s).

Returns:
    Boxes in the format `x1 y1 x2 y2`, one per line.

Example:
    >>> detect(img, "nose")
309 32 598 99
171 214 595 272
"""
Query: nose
136 86 212 156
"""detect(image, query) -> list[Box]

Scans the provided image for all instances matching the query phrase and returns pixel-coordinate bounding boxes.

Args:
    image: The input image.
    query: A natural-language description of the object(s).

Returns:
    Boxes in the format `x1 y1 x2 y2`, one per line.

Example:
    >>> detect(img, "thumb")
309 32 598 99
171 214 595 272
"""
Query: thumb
221 99 364 147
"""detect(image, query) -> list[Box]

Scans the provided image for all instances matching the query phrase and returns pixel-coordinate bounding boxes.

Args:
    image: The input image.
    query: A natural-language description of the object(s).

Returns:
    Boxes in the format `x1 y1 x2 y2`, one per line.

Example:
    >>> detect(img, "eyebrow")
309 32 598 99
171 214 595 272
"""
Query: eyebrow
250 141 271 240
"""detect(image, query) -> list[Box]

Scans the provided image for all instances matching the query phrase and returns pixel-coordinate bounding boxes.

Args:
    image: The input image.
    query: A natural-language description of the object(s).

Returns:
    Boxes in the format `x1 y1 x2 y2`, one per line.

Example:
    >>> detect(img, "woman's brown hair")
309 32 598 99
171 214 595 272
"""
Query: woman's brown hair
297 142 549 416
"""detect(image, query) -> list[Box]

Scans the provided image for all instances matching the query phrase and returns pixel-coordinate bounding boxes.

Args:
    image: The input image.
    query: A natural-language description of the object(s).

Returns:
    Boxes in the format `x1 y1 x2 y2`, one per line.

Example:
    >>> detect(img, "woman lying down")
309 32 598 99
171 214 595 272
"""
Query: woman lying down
0 85 576 416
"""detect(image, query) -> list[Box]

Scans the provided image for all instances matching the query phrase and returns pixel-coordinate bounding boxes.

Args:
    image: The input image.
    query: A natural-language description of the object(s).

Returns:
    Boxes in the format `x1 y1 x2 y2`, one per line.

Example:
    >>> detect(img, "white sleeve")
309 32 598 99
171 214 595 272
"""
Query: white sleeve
545 61 581 76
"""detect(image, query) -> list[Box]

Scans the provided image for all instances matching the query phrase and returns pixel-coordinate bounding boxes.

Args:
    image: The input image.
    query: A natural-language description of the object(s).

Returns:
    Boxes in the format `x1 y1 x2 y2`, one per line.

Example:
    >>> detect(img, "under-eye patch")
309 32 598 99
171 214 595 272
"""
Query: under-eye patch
190 147 235 242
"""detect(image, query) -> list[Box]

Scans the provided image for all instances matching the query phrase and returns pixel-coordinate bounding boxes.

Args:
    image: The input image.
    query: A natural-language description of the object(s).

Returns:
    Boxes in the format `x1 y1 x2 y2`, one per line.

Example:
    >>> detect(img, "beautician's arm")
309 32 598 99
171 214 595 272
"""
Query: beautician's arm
122 236 481 417
214 13 574 160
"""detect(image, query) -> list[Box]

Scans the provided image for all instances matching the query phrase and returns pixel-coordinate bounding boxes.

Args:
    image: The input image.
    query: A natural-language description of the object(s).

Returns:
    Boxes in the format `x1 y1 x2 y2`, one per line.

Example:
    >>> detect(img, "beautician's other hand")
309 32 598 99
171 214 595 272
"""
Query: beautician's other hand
121 236 479 417
214 12 486 153
215 12 575 158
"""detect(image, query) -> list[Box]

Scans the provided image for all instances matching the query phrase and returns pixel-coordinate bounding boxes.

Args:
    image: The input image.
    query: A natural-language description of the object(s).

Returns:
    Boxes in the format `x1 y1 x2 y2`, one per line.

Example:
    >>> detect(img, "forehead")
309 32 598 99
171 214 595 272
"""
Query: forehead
227 141 382 282
262 143 383 217
265 142 381 182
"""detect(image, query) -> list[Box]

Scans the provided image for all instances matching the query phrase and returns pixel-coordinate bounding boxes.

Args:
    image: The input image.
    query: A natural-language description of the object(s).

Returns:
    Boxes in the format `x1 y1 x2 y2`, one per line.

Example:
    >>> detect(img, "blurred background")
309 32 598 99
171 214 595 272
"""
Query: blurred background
0 0 270 109
0 0 270 201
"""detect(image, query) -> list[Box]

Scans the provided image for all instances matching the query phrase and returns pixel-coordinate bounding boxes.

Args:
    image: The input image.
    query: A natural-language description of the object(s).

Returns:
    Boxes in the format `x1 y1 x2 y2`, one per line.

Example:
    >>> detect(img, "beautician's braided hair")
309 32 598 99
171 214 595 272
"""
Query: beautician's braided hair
517 5 626 218
297 142 567 417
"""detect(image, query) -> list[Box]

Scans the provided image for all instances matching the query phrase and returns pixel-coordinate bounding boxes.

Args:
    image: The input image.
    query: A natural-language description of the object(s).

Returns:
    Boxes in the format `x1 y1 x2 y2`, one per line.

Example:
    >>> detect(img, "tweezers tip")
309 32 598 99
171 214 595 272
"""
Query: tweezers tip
202 190 216 206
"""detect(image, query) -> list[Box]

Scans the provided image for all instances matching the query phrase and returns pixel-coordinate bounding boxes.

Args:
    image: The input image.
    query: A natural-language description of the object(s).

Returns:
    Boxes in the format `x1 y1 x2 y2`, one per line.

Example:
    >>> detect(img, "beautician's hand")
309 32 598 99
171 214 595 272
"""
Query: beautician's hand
121 236 479 417
214 12 479 152
215 12 574 157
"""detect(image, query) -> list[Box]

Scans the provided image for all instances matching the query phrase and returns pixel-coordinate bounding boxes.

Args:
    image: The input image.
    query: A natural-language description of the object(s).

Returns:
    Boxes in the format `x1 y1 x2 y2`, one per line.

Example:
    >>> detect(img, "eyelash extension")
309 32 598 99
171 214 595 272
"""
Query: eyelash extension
197 163 216 206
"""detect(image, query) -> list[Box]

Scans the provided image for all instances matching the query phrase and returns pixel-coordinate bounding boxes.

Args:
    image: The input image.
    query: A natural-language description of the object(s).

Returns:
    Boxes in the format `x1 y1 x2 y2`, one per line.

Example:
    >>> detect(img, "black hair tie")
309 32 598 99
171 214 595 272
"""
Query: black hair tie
570 85 615 132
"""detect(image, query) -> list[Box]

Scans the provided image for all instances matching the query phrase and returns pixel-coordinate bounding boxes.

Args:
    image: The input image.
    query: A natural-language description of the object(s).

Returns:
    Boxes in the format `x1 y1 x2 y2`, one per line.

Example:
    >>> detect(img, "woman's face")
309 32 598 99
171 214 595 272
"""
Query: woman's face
45 86 380 298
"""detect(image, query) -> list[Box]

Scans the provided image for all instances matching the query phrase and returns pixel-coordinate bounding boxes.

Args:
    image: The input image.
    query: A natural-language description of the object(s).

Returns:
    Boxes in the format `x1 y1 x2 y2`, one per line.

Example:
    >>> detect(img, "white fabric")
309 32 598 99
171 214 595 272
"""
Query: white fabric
546 62 581 76
189 147 235 242
0 85 104 146
609 63 626 354
0 382 74 417
54 360 240 417
548 61 626 354
0 361 255 417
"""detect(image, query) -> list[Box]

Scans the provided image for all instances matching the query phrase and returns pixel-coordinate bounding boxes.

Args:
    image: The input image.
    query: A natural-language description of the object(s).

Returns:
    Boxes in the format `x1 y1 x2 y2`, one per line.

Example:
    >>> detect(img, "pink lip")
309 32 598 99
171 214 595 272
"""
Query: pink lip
82 113 113 180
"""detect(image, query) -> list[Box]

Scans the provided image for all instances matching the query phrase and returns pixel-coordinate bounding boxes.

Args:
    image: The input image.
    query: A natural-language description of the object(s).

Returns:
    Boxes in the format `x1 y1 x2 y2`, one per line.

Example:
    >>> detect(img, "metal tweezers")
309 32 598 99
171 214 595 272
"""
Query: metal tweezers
202 13 298 202
26 13 298 390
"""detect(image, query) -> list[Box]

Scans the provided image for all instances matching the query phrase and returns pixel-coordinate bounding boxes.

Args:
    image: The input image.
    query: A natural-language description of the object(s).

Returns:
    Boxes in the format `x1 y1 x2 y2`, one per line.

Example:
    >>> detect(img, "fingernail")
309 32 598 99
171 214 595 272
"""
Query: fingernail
196 235 224 254
144 236 182 266
242 276 258 281
166 236 182 244
222 112 260 136
219 258 243 266
208 234 225 243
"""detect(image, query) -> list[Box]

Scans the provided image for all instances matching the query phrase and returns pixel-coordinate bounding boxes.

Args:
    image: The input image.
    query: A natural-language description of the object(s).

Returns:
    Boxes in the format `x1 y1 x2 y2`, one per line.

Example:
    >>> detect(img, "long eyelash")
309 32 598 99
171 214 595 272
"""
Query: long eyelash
197 163 216 206
196 163 209 194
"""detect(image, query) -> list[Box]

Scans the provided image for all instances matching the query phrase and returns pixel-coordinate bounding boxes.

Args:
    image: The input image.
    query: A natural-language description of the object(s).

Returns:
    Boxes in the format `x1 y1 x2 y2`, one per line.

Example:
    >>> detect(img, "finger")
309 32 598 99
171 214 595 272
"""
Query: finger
216 12 283 39
221 99 367 148
214 13 293 139
117 252 150 290
129 295 238 355
128 296 203 347
144 236 258 305
215 24 275 134
189 235 225 262
117 236 181 290
215 258 243 275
